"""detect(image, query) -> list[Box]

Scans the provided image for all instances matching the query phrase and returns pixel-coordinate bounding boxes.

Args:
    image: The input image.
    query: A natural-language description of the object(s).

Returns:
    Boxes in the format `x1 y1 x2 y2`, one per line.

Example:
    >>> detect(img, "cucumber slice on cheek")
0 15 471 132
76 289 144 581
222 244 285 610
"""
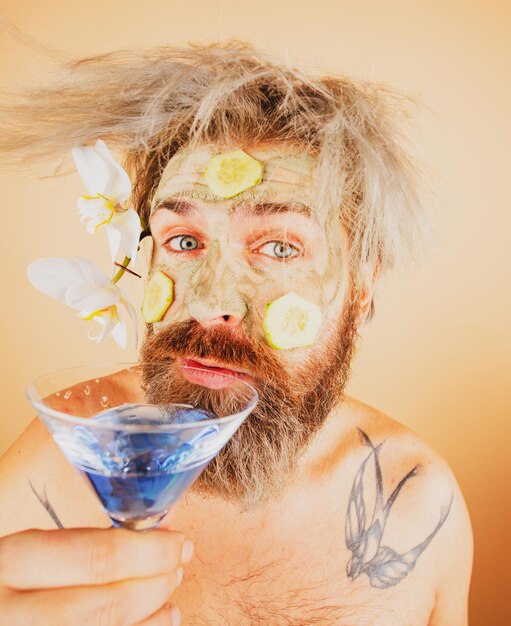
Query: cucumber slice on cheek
263 292 322 350
142 271 174 323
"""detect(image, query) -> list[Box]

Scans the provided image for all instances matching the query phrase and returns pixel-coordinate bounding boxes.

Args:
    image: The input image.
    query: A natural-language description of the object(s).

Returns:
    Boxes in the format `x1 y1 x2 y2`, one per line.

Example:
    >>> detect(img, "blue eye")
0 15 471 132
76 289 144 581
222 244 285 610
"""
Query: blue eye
166 235 200 251
258 241 300 260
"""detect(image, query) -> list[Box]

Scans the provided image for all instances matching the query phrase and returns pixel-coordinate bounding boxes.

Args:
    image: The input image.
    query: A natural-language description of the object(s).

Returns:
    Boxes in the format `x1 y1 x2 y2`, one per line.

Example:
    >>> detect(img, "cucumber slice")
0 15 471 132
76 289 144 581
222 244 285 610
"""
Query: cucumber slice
204 149 262 198
141 271 174 323
263 292 322 350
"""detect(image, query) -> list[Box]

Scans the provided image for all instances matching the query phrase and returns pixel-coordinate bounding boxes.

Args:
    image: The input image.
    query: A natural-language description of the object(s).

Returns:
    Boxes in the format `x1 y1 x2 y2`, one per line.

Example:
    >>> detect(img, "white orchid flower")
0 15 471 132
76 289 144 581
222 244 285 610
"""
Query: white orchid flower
71 139 141 265
27 256 138 350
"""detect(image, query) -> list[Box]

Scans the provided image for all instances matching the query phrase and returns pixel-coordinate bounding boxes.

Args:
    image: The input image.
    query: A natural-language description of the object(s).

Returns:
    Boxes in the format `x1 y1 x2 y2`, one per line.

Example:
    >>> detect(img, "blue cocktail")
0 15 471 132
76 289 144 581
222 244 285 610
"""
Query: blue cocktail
26 363 258 530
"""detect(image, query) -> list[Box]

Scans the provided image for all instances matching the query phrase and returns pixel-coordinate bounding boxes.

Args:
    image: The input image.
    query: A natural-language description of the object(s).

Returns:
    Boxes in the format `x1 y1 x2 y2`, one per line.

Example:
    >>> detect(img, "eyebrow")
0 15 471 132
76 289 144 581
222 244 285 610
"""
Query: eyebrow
153 197 313 218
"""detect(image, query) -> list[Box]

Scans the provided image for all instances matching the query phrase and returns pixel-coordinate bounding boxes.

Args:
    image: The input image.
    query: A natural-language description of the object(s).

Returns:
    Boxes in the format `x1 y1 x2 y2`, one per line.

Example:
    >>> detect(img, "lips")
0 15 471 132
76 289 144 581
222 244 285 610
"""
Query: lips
178 358 253 390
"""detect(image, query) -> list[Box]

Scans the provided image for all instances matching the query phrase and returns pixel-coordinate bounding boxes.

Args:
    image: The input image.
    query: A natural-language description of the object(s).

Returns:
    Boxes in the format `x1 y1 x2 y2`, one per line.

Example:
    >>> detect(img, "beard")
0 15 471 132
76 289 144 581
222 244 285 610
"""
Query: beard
139 295 360 512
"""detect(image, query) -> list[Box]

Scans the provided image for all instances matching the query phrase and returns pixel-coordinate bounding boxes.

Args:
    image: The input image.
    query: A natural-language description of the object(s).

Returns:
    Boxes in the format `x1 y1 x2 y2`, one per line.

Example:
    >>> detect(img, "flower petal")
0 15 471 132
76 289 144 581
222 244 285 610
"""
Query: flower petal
106 223 122 263
86 306 118 343
87 320 107 343
72 145 111 196
68 283 120 311
87 323 104 343
111 208 141 264
111 316 128 349
119 292 138 349
94 140 132 202
74 257 110 290
27 257 89 304
77 196 112 233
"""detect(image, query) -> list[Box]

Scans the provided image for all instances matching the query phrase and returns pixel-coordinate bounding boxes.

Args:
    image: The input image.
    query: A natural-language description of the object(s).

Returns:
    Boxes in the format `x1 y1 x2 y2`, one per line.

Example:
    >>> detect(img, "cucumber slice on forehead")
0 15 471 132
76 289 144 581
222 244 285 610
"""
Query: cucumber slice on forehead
263 292 322 350
204 149 262 198
142 271 174 323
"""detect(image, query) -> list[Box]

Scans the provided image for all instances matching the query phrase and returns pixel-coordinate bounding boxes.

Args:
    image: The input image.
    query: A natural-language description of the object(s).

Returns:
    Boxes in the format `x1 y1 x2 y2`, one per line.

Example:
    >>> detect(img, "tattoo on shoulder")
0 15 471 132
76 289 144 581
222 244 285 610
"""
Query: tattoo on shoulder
345 429 453 589
27 478 64 529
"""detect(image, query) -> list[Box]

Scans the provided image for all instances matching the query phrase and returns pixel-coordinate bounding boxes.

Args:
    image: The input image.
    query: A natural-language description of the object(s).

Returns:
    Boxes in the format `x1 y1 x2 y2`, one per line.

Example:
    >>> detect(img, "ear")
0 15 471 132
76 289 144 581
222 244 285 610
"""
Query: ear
357 257 381 329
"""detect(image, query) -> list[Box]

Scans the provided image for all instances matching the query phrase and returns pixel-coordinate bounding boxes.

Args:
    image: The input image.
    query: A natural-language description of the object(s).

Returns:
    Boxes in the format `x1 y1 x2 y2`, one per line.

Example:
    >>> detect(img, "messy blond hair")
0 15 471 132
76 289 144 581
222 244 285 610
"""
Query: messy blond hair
0 38 434 319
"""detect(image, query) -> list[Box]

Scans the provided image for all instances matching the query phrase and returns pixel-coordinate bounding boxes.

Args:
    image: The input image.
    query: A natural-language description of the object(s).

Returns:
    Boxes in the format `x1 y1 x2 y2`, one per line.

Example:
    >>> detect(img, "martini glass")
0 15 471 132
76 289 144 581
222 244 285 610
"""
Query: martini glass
26 362 258 530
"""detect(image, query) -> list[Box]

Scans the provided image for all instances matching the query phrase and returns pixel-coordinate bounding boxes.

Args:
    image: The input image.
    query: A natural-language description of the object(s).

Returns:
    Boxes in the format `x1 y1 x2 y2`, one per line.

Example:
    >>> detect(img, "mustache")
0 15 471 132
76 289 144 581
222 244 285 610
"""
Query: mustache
140 319 281 379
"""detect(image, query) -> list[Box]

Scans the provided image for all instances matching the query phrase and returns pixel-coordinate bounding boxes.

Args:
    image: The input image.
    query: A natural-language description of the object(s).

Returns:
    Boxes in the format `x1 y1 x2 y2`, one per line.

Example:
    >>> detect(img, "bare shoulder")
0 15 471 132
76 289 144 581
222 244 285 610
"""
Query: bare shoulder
339 396 473 624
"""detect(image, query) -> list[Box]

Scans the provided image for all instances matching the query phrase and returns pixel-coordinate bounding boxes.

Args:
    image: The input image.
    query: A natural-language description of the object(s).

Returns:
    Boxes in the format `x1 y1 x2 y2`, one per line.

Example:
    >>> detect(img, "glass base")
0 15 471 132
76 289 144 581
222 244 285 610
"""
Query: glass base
109 511 167 531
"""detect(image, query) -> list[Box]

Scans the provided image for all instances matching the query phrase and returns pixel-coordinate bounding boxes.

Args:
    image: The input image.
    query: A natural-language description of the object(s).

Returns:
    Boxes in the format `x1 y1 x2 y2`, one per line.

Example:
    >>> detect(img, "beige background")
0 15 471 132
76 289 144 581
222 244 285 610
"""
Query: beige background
0 1 509 623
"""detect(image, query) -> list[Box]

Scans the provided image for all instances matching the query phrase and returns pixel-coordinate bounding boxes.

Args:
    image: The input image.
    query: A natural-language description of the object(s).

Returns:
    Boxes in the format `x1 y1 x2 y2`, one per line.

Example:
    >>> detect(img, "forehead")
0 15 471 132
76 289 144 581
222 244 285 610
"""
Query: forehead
151 144 320 213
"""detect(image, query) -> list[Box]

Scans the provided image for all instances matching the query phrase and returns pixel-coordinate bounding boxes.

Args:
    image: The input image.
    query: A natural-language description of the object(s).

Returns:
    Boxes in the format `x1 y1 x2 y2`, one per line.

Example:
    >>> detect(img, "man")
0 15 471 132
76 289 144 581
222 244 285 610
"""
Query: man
0 40 472 624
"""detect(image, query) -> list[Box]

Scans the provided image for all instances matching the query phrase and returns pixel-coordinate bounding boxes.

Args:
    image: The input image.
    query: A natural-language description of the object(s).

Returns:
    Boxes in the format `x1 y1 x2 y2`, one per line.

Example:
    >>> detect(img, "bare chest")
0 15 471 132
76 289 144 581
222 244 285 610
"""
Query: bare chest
166 499 434 626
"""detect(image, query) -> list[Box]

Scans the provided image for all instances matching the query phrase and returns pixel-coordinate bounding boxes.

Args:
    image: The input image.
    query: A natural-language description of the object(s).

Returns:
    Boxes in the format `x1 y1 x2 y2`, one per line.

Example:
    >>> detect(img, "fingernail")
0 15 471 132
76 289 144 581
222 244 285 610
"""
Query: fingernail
176 567 183 587
181 539 194 563
170 605 181 626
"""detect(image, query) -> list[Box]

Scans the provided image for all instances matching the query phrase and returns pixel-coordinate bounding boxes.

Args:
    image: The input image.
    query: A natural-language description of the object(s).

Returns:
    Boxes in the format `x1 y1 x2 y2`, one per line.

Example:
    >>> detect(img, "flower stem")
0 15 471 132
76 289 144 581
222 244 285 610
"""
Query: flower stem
112 256 131 284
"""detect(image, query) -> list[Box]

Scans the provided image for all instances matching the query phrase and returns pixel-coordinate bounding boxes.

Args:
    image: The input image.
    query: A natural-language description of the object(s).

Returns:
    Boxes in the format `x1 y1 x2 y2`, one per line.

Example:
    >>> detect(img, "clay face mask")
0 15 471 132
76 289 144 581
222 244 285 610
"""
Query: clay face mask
151 145 319 207
146 144 349 351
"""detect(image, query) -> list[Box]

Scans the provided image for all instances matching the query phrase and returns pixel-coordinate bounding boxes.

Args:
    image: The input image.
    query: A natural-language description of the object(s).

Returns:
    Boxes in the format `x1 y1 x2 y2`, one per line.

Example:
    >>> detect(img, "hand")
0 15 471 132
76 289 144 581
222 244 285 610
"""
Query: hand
0 526 193 625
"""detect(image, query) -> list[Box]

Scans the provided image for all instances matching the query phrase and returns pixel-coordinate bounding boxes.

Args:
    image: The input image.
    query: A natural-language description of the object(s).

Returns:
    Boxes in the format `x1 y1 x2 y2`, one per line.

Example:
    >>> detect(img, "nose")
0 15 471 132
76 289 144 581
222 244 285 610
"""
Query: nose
187 240 248 329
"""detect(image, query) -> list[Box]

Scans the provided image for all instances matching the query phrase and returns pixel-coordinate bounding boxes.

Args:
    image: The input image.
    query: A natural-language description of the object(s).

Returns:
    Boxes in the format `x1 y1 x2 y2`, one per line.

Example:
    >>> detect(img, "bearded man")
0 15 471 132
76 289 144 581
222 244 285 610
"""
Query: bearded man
0 40 472 625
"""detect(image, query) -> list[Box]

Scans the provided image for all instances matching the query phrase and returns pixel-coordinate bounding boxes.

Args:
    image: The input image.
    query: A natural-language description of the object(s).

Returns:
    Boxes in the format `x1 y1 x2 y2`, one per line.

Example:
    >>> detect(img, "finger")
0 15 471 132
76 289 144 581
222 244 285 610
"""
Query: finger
4 570 182 626
0 527 190 590
134 604 181 626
